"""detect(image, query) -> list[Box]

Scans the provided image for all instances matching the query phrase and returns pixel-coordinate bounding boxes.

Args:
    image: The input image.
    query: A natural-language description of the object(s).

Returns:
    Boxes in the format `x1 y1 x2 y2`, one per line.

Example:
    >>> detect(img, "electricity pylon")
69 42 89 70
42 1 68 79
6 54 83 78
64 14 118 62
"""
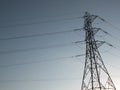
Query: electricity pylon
81 12 116 90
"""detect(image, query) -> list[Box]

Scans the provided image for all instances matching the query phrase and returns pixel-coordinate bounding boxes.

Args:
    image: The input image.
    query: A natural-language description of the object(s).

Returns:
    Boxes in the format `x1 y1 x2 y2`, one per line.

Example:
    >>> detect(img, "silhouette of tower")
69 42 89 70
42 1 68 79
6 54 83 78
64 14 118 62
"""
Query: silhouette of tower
81 12 116 90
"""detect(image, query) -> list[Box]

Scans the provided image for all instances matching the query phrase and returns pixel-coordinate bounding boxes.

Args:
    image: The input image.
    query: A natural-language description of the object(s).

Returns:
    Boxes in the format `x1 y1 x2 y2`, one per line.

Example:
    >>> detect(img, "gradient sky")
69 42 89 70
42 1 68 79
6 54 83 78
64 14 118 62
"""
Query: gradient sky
0 0 120 90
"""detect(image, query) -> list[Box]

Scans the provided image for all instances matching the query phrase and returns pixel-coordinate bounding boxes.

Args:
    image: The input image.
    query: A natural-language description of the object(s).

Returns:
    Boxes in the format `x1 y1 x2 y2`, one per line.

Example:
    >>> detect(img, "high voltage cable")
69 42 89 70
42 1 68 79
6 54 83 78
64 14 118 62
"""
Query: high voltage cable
0 54 84 68
97 28 120 46
99 16 120 31
0 78 81 83
0 43 72 54
100 41 120 58
103 39 120 51
0 16 81 29
97 17 120 42
106 32 120 42
0 75 118 83
6 15 82 23
0 28 82 40
1 75 119 83
0 41 83 54
98 40 120 58
105 21 120 31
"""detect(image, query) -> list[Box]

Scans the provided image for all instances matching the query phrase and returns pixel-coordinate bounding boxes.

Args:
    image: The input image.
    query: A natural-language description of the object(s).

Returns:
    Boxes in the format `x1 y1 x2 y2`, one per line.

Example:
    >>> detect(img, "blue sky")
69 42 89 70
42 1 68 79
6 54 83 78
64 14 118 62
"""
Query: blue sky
0 0 120 90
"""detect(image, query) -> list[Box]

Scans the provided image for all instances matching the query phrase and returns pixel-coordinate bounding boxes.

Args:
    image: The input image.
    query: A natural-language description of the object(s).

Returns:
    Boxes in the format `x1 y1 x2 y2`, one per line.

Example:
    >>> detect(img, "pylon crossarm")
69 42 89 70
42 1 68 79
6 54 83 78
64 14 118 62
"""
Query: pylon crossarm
95 40 105 48
92 27 102 35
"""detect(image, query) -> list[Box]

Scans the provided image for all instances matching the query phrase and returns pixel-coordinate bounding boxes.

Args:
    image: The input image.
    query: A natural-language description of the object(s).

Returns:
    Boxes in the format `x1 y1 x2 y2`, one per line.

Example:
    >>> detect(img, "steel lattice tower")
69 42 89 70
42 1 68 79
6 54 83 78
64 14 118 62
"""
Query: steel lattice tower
81 12 116 90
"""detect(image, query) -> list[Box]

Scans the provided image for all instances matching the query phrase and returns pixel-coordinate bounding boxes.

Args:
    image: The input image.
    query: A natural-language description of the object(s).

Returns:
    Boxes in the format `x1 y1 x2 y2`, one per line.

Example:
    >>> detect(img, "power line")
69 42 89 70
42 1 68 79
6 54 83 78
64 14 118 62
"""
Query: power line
106 32 120 42
0 16 81 29
0 28 82 40
98 16 120 42
99 28 120 42
103 51 120 69
95 17 120 43
95 22 120 41
107 50 120 58
0 75 118 83
0 41 83 54
107 42 120 52
99 16 120 31
99 29 120 50
0 43 72 54
6 14 82 23
0 77 81 83
0 54 84 68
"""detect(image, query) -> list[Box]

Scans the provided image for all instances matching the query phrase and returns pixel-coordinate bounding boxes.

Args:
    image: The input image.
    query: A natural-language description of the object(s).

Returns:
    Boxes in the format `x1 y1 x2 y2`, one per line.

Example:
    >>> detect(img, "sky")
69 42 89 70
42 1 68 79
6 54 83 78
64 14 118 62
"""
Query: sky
0 0 120 90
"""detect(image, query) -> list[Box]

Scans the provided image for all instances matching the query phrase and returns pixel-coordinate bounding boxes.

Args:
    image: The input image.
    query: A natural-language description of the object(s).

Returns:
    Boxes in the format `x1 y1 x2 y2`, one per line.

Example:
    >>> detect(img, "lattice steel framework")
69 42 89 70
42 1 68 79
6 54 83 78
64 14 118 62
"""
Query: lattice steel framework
81 12 116 90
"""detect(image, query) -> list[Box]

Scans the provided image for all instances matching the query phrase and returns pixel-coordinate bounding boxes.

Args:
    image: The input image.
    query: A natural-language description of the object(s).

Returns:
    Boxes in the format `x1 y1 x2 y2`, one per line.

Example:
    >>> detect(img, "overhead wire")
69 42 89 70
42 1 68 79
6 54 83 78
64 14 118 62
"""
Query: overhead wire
103 51 120 70
104 21 120 32
100 41 120 54
98 16 120 33
100 41 120 64
99 38 120 58
99 28 120 42
0 28 82 40
104 31 120 41
95 28 120 54
102 42 120 70
0 41 84 54
0 77 81 83
0 16 81 29
6 12 83 22
105 40 120 52
107 49 120 58
0 54 84 68
0 43 73 54
97 17 120 43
